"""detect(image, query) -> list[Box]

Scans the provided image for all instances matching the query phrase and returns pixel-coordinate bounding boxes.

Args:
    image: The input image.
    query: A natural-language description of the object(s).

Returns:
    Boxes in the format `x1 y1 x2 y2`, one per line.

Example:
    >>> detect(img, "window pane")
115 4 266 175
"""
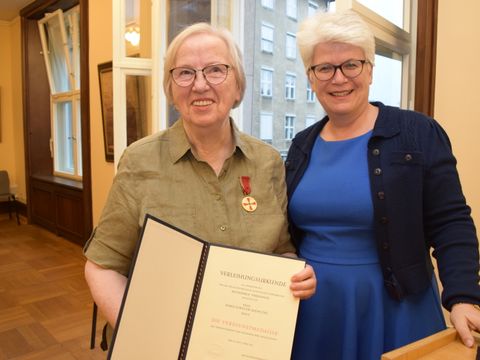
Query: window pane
260 113 273 142
286 33 296 59
125 0 152 57
286 0 297 19
126 74 151 145
369 54 402 107
260 68 273 97
261 23 274 53
65 7 80 89
308 1 319 17
54 100 74 175
356 0 404 29
167 0 211 126
44 15 70 93
262 0 274 9
168 0 210 42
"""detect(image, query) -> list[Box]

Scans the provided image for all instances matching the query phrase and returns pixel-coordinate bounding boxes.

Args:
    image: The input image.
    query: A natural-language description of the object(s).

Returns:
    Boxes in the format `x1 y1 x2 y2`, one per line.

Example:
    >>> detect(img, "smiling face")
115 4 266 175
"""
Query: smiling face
171 33 241 131
309 42 373 120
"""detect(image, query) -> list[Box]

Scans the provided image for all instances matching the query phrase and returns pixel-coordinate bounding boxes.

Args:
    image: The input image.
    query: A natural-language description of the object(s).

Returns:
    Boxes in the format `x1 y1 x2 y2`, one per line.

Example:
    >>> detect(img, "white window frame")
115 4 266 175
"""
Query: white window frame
260 67 274 98
285 73 296 100
261 22 274 53
285 32 296 59
284 114 295 140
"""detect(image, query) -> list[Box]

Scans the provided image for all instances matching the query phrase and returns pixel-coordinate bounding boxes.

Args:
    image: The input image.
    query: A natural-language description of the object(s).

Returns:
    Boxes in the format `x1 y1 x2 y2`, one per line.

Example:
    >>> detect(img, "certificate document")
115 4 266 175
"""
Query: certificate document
108 215 305 360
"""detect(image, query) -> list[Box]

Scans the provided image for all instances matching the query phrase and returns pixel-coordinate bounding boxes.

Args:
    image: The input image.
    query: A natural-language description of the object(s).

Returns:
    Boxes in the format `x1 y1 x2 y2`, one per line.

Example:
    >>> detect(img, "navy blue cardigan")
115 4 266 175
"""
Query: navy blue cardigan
285 102 480 310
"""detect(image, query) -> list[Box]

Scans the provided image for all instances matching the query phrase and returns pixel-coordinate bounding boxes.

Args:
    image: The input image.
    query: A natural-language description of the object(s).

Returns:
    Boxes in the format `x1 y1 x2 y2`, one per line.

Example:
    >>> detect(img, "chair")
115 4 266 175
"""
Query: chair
0 170 20 225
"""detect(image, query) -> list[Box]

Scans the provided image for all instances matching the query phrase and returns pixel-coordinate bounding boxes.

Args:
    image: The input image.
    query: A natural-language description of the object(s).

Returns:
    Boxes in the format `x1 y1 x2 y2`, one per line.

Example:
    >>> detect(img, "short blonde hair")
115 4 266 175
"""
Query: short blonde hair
163 23 246 108
297 10 375 71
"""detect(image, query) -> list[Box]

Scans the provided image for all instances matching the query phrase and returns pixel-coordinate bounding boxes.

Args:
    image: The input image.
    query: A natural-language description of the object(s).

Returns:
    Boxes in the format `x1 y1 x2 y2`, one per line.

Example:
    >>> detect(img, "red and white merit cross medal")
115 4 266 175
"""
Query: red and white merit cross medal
240 176 257 212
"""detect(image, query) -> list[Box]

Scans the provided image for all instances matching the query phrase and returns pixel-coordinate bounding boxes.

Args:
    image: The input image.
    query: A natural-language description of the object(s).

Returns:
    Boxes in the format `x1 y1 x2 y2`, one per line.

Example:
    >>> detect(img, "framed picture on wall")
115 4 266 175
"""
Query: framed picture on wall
98 61 114 162
98 61 147 163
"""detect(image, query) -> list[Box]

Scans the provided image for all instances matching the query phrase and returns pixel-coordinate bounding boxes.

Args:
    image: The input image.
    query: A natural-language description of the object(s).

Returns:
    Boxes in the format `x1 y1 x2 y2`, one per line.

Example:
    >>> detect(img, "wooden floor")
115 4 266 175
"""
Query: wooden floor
0 216 106 359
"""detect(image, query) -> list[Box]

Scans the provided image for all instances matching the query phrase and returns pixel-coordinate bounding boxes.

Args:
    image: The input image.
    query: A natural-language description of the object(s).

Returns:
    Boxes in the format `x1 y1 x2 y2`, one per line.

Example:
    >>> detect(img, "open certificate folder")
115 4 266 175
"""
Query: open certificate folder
108 215 305 360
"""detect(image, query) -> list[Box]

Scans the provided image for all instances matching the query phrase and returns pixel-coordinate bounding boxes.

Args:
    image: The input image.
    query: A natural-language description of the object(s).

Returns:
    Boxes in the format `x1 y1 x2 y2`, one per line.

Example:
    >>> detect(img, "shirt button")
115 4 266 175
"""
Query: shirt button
377 191 385 200
382 242 389 250
216 194 221 201
404 154 413 161
380 217 389 224
220 225 227 231
372 149 380 156
374 168 382 176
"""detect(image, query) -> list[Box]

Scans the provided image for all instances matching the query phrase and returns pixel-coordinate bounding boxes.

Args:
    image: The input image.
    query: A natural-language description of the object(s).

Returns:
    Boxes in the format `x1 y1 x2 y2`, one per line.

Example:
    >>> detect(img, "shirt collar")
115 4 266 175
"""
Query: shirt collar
168 118 252 163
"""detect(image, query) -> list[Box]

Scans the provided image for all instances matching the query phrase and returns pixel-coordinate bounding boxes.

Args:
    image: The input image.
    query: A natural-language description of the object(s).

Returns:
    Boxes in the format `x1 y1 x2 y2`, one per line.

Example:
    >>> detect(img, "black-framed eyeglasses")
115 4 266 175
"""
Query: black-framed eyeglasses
170 64 230 87
309 59 370 81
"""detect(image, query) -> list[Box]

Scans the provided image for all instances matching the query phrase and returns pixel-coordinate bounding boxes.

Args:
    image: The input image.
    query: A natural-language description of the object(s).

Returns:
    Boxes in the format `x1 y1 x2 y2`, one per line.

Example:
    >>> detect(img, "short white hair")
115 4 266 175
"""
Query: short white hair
297 10 375 71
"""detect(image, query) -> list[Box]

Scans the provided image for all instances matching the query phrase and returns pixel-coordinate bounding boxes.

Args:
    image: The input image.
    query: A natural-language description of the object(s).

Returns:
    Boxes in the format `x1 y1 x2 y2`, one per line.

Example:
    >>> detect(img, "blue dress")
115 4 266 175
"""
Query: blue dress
289 132 446 360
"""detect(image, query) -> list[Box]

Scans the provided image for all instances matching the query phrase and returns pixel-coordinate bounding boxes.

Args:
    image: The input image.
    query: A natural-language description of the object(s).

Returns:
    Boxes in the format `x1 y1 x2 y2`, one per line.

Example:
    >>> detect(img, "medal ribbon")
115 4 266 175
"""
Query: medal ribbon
240 176 251 195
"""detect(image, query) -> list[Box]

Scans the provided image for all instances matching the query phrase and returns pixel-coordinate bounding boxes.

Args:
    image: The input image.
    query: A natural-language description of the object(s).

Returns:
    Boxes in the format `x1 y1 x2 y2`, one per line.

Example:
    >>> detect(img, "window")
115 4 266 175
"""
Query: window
308 1 319 17
285 73 296 100
261 68 274 97
356 0 404 28
261 0 274 10
260 113 273 142
261 23 274 53
285 115 295 140
306 82 315 102
369 53 402 107
38 6 81 179
286 0 297 19
109 0 418 163
286 33 296 59
305 115 317 128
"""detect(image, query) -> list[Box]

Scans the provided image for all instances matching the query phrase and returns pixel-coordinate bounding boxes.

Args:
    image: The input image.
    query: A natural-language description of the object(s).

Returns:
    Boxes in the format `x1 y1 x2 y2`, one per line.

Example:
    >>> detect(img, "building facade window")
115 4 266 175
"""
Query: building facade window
308 1 319 17
261 23 274 53
260 112 273 143
286 0 297 19
306 82 315 102
261 0 275 10
260 68 274 97
284 115 295 140
305 115 317 128
285 73 296 100
285 33 296 59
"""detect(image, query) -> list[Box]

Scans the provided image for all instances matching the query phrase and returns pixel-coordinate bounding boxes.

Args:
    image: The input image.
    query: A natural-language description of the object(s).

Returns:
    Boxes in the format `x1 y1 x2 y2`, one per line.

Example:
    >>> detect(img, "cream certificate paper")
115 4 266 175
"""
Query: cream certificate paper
108 215 305 360
186 246 305 360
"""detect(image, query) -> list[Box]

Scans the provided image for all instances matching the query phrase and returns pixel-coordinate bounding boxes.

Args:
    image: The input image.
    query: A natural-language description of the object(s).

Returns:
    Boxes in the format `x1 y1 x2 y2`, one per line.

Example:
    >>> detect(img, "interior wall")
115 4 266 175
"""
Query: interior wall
89 0 115 224
435 0 480 228
0 19 26 203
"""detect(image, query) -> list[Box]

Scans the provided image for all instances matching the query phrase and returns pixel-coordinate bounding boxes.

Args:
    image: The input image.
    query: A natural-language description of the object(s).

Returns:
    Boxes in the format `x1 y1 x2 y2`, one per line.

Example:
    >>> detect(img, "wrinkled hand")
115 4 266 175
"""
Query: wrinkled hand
450 303 480 347
290 264 316 300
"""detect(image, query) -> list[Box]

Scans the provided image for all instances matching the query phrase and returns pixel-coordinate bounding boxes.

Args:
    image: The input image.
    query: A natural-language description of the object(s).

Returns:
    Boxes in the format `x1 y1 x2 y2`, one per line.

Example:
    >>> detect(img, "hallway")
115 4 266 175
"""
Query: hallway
0 216 106 359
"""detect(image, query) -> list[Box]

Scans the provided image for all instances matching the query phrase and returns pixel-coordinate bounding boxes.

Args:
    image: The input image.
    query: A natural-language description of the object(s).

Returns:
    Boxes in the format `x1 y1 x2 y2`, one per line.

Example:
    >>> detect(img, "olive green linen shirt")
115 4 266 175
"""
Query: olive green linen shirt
84 118 293 276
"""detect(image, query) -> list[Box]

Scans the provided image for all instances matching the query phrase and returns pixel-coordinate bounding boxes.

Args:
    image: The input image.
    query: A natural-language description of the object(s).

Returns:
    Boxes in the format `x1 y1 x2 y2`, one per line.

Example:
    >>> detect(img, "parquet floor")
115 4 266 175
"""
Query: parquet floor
0 216 107 359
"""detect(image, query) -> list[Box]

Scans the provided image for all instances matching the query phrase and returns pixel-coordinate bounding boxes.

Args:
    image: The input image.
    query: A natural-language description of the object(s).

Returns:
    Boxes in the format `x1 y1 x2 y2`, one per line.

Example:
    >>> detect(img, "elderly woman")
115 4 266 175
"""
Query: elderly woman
84 23 315 347
286 10 480 360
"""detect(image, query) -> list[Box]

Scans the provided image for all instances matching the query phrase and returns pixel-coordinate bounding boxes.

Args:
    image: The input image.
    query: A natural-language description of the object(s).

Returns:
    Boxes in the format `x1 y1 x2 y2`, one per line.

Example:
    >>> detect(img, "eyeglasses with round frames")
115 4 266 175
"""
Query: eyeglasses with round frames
309 59 370 81
170 64 230 87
